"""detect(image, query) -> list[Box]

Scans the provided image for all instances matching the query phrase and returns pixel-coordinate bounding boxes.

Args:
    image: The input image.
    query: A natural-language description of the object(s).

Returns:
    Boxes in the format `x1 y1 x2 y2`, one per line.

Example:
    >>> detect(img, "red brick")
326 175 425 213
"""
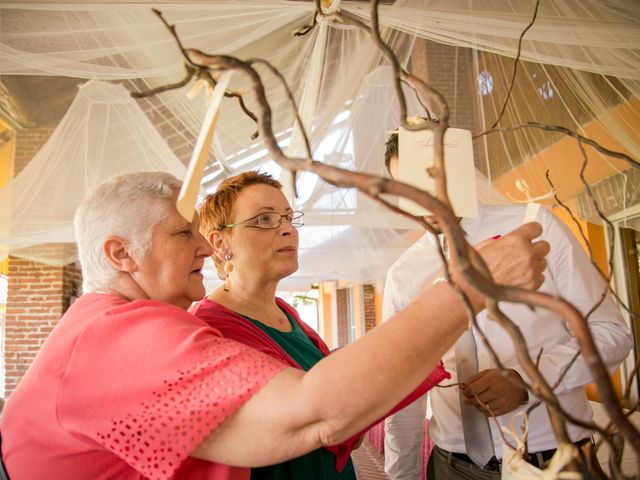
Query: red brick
5 256 82 396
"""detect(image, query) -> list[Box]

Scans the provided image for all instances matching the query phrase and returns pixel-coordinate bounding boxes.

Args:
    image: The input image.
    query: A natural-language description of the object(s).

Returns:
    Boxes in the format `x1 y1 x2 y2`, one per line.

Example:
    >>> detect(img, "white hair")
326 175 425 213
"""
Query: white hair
74 171 182 293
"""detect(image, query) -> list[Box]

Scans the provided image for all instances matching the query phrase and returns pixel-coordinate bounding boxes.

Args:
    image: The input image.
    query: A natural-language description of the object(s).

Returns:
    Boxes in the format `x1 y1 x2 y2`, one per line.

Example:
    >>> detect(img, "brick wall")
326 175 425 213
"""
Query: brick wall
411 39 481 168
576 168 640 221
363 284 376 333
4 258 81 395
421 40 476 131
336 288 349 347
62 263 83 313
13 127 54 176
335 284 377 348
134 96 195 166
3 126 82 397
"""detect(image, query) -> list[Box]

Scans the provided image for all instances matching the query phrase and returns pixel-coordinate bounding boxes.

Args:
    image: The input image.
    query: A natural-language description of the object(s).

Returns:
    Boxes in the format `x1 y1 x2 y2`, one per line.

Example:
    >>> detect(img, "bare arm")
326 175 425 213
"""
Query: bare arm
192 222 549 467
193 279 469 466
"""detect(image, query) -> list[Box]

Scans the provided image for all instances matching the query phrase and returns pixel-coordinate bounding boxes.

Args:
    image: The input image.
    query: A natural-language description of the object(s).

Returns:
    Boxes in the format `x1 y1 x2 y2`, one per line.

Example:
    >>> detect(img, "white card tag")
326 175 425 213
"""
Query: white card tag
397 127 479 219
523 202 541 224
177 71 233 222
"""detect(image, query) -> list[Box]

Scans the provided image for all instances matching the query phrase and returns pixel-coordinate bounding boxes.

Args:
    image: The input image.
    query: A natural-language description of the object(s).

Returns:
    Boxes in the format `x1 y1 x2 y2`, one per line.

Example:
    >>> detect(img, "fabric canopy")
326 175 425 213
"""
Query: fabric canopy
0 80 186 265
0 0 638 287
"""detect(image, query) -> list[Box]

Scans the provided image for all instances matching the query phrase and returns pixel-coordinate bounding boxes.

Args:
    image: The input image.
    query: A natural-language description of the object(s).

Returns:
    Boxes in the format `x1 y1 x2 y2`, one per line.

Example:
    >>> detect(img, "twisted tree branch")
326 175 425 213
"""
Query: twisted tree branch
136 6 640 475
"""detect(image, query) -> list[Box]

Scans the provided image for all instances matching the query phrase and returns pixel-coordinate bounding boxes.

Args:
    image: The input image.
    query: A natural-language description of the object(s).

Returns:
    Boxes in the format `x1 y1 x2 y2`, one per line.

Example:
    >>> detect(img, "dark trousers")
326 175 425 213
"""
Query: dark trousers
427 443 602 480
427 446 500 480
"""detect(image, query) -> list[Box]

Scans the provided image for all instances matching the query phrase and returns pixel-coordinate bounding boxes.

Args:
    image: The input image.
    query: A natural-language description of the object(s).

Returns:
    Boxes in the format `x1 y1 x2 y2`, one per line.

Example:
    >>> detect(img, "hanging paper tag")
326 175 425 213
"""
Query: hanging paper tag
523 202 541 224
504 178 557 225
514 179 541 224
397 127 479 219
176 71 233 222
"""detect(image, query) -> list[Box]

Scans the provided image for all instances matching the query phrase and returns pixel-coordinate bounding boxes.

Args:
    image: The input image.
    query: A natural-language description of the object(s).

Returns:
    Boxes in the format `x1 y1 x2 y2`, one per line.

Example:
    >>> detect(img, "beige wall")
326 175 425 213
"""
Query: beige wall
494 98 639 205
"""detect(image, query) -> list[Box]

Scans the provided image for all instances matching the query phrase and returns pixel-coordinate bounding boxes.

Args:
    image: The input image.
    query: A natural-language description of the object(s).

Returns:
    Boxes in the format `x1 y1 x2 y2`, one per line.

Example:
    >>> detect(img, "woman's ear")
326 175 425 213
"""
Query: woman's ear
103 236 138 273
208 230 230 261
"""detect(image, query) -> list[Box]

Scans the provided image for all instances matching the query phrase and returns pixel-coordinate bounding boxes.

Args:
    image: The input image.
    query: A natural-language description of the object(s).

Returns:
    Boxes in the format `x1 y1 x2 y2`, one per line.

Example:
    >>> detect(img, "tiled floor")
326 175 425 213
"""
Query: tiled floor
591 400 639 477
351 439 391 480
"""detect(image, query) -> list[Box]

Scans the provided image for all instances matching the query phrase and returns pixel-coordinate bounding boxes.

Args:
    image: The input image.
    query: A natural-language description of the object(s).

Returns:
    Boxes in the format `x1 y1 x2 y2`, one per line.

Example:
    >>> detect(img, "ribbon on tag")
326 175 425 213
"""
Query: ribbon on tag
176 70 233 222
186 78 213 103
321 0 341 14
505 178 553 224
501 413 581 480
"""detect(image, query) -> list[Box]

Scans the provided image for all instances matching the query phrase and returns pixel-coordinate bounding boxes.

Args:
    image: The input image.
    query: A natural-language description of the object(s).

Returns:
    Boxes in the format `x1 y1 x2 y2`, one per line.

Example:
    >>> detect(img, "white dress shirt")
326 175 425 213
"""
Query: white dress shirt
383 204 632 480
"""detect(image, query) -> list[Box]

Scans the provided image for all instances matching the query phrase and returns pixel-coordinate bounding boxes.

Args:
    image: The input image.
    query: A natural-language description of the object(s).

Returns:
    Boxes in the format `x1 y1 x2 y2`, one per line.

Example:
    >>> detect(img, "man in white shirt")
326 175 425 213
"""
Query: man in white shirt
382 134 633 479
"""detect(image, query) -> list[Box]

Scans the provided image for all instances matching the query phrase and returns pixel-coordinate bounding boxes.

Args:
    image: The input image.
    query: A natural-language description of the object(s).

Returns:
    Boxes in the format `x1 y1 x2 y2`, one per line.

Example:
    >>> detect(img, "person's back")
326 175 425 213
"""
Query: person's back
2 293 256 480
2 294 143 479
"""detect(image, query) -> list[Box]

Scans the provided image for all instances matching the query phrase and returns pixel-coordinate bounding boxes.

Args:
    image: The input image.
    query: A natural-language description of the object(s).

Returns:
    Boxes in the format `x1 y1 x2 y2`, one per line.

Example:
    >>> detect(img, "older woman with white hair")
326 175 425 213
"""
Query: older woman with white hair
1 171 549 480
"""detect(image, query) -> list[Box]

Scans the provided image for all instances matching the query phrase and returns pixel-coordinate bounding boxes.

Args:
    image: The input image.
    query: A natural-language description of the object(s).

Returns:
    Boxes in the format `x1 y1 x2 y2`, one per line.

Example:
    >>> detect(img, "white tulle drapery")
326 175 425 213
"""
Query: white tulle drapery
0 80 186 265
2 1 638 79
0 0 638 286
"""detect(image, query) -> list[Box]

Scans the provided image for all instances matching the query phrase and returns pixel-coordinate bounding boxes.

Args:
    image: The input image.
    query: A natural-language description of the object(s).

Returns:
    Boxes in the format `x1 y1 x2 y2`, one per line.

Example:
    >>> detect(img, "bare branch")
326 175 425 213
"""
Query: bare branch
249 59 313 161
151 8 197 69
535 347 544 369
490 0 541 129
545 168 640 323
131 65 196 98
195 69 260 140
475 122 640 169
141 5 640 474
555 351 582 391
545 169 609 320
623 357 640 404
132 10 260 139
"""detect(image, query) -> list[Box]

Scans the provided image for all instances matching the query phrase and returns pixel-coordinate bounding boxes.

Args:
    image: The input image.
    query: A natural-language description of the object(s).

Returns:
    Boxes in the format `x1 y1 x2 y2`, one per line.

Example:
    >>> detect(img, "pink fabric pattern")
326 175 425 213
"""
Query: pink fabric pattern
1 293 287 480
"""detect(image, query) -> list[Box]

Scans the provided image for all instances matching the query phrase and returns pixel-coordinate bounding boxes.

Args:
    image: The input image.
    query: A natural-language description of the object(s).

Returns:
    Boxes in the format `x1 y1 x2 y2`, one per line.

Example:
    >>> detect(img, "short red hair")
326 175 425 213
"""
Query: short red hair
199 171 282 278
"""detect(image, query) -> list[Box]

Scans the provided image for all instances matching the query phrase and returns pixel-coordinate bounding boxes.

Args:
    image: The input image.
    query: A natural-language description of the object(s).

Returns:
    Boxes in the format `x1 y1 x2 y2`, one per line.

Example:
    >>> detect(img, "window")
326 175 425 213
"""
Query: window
280 289 320 333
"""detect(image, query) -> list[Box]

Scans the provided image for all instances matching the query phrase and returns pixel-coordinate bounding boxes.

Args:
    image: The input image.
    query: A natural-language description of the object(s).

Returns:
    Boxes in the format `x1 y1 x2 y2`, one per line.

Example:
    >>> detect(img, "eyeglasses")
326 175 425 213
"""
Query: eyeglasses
219 211 304 230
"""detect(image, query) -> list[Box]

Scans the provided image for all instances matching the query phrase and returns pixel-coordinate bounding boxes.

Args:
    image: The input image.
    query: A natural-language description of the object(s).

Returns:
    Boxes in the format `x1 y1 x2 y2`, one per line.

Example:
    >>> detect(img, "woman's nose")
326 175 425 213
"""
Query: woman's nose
198 233 214 256
279 219 295 236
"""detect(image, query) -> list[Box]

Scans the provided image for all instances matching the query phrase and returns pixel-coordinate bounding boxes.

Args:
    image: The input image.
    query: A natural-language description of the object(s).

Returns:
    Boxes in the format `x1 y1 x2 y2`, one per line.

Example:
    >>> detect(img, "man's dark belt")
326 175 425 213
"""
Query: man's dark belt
442 437 592 472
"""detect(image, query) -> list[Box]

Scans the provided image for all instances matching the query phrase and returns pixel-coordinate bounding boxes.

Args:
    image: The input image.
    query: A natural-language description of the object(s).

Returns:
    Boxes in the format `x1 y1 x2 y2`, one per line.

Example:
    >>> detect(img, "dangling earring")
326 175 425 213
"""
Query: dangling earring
223 253 233 292
223 253 234 275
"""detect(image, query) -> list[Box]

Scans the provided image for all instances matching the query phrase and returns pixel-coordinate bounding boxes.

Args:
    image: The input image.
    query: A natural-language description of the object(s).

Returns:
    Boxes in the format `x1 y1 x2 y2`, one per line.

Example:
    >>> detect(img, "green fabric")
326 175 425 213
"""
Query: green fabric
245 310 357 480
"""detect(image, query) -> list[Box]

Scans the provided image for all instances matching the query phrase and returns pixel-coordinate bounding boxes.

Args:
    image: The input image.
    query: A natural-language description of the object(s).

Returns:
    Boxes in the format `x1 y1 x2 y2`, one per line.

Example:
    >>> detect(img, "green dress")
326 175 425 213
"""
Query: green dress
244 310 358 480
